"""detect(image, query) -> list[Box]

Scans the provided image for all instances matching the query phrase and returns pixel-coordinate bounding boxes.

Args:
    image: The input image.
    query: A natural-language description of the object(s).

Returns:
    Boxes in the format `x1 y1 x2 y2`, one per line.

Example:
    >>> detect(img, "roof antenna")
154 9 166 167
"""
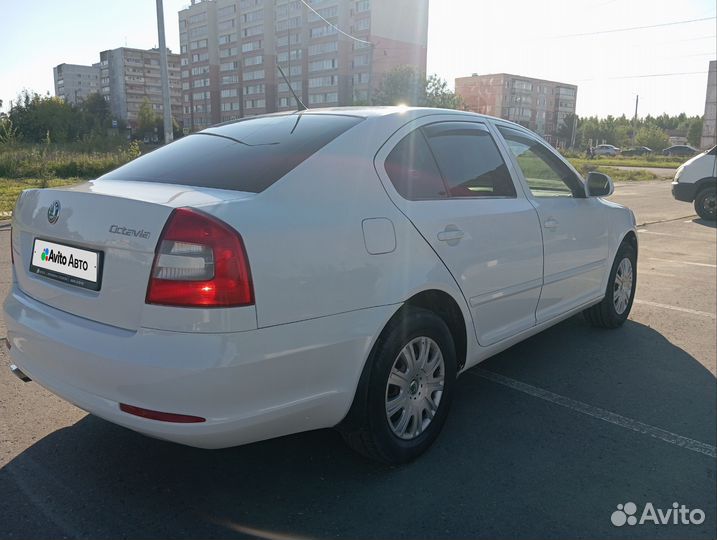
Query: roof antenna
277 64 307 112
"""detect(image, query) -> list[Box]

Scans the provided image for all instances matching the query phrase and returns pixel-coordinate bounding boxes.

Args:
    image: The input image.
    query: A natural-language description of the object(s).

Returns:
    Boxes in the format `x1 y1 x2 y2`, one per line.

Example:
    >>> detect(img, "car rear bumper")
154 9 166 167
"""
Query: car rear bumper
4 286 397 448
671 181 696 202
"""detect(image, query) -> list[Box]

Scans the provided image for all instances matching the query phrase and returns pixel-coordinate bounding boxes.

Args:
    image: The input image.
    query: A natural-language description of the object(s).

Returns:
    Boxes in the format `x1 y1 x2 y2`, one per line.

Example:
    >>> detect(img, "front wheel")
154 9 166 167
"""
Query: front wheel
584 241 637 328
339 307 457 464
694 186 716 221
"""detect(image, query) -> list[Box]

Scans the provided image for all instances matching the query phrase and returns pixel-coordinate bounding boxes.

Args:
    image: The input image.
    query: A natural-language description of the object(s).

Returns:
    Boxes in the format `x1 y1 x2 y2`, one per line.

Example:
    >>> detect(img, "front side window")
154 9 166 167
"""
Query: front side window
498 126 583 198
423 122 516 198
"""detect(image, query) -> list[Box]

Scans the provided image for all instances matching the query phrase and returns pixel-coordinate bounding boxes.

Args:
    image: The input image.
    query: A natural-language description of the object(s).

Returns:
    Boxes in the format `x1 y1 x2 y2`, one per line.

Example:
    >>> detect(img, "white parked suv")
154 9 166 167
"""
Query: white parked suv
5 108 638 463
671 146 717 220
594 144 620 156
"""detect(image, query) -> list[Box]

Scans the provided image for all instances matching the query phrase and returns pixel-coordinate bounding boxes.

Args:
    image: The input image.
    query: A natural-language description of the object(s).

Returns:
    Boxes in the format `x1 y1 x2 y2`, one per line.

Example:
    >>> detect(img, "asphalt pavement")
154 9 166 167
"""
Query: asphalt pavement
0 178 715 539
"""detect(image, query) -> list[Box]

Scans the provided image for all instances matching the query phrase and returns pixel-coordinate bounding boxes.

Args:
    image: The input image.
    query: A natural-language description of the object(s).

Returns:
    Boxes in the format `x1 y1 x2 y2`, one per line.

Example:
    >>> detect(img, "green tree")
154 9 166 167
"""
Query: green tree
635 125 669 152
80 92 111 133
688 118 703 147
0 116 18 145
136 98 161 140
372 66 425 106
372 67 463 110
557 113 581 148
424 75 464 109
8 90 82 143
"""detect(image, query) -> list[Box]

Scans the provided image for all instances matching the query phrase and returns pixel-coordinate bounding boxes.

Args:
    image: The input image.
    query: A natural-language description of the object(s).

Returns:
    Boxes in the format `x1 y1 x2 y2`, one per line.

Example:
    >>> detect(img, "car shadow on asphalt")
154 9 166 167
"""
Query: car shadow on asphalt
691 218 716 228
1 316 715 539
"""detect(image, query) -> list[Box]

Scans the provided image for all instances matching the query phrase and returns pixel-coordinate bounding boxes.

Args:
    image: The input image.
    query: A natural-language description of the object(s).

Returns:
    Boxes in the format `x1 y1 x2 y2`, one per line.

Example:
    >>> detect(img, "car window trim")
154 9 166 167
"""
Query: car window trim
419 120 518 201
493 122 587 199
373 114 530 204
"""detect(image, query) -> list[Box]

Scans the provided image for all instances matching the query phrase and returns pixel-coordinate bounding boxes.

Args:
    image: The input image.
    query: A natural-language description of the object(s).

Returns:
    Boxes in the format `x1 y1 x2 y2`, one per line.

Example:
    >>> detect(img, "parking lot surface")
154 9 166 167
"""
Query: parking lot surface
0 179 715 539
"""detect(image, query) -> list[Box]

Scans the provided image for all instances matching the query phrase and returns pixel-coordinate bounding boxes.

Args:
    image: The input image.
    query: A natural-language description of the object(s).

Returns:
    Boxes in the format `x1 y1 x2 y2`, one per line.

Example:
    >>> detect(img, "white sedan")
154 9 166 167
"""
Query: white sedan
5 107 637 464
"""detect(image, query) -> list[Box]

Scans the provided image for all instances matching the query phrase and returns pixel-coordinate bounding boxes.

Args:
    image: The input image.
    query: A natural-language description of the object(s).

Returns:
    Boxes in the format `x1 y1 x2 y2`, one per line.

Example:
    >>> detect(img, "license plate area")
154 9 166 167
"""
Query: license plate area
30 238 103 291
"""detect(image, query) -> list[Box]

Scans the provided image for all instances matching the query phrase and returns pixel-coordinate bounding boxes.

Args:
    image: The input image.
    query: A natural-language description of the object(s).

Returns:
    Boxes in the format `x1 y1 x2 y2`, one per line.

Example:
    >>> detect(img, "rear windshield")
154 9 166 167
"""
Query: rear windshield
99 114 363 192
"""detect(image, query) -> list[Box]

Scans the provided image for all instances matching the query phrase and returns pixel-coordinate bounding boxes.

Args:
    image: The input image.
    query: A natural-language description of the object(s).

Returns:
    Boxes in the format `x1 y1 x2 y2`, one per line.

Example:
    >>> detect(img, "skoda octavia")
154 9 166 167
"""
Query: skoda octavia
5 108 637 464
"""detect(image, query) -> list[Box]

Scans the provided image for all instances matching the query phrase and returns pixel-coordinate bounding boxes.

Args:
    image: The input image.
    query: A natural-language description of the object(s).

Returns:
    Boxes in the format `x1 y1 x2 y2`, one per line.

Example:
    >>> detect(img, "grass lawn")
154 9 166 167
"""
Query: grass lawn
568 157 683 169
0 178 84 215
596 167 660 182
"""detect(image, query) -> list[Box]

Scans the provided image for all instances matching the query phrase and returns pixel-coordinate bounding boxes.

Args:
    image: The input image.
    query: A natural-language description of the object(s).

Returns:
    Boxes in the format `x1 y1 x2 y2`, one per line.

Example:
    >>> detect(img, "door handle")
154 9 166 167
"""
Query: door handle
437 227 464 243
543 218 559 230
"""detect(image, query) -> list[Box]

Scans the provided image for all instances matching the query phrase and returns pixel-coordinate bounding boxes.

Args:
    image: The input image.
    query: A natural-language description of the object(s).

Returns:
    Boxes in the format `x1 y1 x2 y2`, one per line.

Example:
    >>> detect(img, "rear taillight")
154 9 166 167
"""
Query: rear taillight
146 208 254 307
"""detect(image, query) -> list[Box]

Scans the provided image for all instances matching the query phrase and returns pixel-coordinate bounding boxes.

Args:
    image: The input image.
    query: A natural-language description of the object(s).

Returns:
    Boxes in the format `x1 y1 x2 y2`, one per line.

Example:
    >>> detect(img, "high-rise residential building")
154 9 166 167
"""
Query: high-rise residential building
178 0 429 130
53 63 101 105
700 60 716 150
455 73 578 144
99 47 183 128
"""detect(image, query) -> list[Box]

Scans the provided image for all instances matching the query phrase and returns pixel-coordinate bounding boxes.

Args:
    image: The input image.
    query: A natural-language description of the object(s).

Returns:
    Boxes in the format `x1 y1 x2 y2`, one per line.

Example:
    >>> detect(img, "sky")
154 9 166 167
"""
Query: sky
1 0 715 118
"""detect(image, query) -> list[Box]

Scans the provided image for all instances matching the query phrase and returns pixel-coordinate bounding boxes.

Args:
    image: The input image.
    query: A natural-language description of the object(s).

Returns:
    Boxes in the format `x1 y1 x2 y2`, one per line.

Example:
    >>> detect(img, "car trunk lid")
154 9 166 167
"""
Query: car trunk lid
11 180 253 331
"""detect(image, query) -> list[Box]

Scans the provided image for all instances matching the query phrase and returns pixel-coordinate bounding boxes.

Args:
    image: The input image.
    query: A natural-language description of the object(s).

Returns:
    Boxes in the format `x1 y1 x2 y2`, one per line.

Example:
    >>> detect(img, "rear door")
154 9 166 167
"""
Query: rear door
496 124 609 323
375 116 544 346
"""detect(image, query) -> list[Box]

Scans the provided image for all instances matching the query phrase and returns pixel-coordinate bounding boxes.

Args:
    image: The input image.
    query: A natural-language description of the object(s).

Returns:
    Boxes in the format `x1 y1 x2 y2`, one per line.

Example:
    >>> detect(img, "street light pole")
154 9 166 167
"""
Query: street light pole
156 0 173 143
632 94 639 144
367 42 374 106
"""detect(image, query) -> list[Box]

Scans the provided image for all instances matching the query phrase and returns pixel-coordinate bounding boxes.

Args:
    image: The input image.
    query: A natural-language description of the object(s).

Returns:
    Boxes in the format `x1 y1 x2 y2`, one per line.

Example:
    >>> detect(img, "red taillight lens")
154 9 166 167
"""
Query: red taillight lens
146 208 254 307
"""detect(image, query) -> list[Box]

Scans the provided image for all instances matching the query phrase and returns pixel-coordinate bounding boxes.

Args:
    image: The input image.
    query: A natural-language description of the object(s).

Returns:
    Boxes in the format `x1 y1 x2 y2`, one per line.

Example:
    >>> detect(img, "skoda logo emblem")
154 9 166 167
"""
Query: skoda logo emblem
47 201 61 224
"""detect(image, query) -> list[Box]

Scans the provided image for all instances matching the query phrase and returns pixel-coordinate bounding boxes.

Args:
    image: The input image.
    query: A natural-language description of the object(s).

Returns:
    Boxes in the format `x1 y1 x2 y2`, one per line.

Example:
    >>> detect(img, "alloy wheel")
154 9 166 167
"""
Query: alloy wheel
613 257 633 315
385 336 445 440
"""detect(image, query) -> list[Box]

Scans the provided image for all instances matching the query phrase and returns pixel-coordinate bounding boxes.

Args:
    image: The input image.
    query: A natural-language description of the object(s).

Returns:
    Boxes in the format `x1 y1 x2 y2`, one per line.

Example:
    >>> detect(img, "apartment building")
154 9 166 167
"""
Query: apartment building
178 0 429 129
53 63 101 105
455 73 578 144
99 47 182 128
700 60 716 150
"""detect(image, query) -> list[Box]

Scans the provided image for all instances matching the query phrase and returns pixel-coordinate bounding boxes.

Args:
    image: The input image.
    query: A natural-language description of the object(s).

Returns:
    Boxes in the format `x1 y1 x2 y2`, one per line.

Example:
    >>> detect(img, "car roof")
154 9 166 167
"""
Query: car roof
209 106 507 127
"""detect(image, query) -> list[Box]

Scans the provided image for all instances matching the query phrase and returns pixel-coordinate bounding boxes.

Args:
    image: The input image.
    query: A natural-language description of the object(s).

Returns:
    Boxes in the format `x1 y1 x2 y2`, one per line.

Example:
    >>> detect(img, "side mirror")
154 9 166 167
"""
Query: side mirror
587 171 614 197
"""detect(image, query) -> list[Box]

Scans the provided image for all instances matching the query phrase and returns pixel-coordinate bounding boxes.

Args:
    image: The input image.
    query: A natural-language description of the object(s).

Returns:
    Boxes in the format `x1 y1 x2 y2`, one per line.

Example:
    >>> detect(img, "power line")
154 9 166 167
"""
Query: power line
666 34 717 44
298 0 373 45
552 16 716 38
667 52 717 59
576 71 707 82
607 71 707 80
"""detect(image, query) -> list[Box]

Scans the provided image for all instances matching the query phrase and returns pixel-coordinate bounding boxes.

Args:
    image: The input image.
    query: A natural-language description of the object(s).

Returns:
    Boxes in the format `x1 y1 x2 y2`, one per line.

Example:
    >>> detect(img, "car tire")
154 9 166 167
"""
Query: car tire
584 241 637 329
339 307 457 464
694 186 716 221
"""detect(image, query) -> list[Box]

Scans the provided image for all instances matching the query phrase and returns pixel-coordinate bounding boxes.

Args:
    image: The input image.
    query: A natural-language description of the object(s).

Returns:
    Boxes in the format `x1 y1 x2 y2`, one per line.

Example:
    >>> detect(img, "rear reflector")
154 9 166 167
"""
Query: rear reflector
119 403 206 423
146 208 254 307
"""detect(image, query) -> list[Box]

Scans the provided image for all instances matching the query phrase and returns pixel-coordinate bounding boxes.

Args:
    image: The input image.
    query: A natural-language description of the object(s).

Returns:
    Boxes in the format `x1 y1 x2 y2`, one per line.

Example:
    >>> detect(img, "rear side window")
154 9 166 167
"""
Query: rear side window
422 122 516 198
384 129 447 200
100 114 363 192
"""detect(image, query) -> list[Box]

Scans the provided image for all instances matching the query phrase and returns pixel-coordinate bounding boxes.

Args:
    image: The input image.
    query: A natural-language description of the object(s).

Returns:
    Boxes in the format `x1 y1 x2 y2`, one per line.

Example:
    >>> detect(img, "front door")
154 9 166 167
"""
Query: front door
497 125 609 323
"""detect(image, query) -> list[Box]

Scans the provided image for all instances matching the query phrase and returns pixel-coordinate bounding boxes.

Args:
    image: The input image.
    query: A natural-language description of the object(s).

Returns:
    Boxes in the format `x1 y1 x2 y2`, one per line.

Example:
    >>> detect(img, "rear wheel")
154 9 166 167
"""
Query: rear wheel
584 241 637 328
339 307 457 464
694 186 716 221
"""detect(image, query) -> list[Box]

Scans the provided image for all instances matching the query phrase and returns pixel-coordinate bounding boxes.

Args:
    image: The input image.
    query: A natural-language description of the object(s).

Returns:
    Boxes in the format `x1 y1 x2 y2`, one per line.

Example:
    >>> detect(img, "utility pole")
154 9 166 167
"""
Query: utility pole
632 94 639 144
571 114 578 149
367 42 374 106
156 0 173 144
